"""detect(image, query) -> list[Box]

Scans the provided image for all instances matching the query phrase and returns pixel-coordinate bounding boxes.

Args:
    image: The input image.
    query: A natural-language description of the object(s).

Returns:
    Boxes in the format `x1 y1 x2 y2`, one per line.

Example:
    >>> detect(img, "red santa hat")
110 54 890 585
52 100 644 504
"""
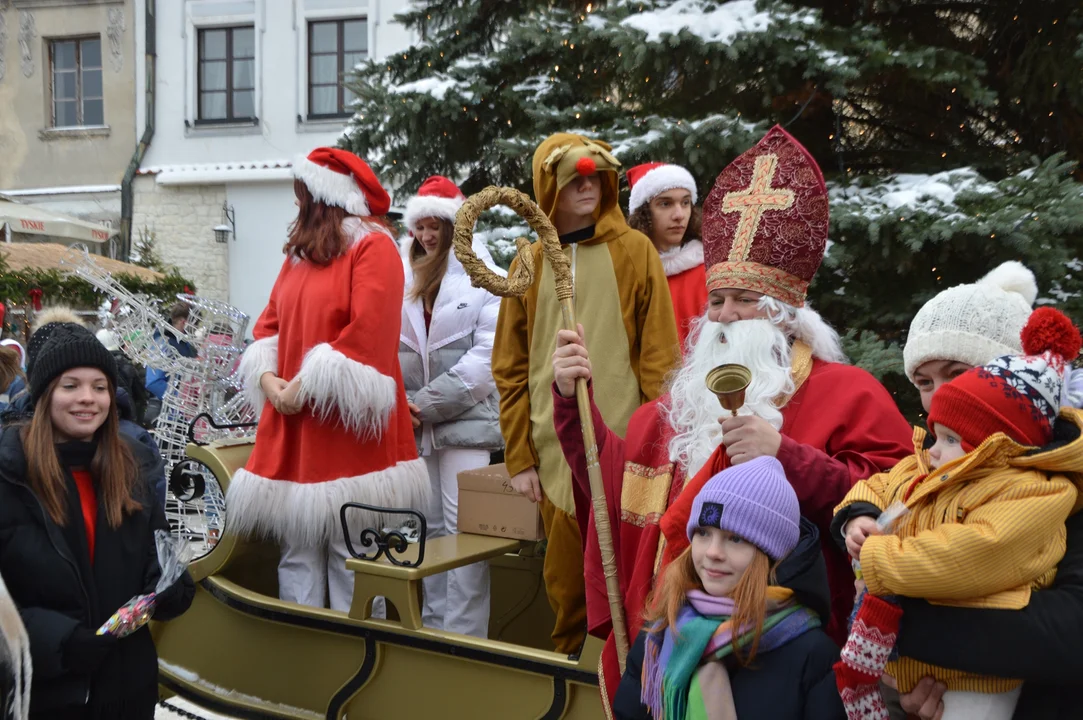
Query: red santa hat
627 162 698 214
928 308 1082 450
403 175 466 231
701 125 829 308
292 147 391 217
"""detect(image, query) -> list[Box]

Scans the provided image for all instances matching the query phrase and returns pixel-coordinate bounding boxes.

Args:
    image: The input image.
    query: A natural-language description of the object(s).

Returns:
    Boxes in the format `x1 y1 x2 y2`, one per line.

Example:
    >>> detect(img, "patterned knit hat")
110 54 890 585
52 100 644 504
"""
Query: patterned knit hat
29 324 118 402
927 308 1081 450
686 456 800 561
627 162 698 214
701 125 829 308
903 261 1037 382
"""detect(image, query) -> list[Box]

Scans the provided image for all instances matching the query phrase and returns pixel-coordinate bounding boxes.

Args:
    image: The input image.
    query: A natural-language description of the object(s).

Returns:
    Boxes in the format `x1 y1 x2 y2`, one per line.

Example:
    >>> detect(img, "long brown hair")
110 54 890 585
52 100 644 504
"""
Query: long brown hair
23 376 141 528
628 202 703 251
0 346 23 392
408 218 454 311
644 544 773 666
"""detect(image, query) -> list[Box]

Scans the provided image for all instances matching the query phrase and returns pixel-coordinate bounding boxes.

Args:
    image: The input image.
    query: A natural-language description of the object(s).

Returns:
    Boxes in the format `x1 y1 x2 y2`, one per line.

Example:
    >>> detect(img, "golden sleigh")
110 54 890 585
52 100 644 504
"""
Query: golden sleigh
152 437 604 720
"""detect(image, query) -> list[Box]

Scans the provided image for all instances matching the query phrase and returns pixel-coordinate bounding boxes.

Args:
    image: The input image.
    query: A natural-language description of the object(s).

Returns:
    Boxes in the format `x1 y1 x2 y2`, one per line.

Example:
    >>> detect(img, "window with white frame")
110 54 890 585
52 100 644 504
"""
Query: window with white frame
49 37 103 128
197 26 256 123
308 18 367 119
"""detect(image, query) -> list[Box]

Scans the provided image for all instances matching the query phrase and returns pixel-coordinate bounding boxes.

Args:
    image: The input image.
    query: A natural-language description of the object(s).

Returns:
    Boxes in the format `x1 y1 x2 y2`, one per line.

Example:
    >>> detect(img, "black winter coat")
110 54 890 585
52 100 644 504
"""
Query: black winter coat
614 518 846 720
0 427 194 719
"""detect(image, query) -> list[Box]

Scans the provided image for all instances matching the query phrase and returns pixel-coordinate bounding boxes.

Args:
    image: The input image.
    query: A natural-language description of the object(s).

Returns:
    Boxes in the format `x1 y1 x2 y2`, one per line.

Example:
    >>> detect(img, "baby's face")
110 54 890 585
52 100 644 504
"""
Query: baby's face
928 423 967 469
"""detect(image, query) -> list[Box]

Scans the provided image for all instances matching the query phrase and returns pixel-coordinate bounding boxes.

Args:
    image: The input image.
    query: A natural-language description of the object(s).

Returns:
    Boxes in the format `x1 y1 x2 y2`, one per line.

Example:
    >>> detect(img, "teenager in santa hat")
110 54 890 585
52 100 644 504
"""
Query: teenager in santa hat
492 133 680 654
832 307 1083 720
399 176 504 638
626 162 707 348
229 147 428 611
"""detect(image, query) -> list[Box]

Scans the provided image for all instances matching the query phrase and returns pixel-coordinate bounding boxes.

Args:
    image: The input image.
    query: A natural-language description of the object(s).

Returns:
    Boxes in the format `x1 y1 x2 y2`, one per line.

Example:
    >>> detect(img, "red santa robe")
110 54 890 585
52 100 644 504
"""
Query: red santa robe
229 218 428 550
659 239 708 349
554 350 912 709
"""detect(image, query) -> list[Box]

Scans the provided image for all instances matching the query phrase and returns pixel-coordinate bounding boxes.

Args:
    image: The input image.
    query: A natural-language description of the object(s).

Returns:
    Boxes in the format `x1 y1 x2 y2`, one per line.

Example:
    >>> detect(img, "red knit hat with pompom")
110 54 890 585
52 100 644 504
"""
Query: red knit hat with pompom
928 308 1082 449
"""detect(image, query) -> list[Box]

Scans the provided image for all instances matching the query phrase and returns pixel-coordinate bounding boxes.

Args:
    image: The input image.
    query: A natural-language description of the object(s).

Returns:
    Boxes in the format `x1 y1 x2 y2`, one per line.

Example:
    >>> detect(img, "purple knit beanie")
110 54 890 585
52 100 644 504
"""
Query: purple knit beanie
686 456 800 561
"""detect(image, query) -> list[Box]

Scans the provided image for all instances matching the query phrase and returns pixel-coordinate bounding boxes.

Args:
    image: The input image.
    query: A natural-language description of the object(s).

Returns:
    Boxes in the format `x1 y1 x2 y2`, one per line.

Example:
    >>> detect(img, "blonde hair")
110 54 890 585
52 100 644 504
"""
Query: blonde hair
643 544 774 665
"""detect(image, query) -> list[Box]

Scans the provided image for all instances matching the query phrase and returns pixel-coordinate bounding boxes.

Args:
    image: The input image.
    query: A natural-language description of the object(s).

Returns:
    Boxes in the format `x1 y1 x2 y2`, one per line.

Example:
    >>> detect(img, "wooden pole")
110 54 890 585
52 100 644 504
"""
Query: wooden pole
452 187 630 673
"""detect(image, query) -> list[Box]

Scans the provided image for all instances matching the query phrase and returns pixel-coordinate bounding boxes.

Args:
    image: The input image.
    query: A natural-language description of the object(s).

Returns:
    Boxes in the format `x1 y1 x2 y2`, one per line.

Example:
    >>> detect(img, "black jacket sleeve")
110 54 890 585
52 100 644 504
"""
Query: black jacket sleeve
18 606 80 680
613 630 651 720
896 510 1083 684
800 632 846 720
828 502 882 552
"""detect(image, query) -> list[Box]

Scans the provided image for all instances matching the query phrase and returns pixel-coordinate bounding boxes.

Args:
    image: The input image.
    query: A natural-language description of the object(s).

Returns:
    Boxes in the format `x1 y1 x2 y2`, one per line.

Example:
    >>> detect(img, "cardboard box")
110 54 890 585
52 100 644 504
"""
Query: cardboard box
457 463 545 541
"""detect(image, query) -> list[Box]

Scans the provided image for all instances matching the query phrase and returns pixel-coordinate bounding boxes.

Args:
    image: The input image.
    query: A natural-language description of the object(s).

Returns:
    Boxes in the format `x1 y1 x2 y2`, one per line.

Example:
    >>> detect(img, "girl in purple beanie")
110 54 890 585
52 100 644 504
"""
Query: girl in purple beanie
614 455 845 720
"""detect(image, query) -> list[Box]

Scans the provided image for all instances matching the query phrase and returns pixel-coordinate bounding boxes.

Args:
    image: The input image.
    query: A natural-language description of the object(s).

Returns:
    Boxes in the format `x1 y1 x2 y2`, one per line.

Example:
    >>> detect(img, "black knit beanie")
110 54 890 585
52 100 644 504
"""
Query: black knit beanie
26 321 81 377
29 325 119 402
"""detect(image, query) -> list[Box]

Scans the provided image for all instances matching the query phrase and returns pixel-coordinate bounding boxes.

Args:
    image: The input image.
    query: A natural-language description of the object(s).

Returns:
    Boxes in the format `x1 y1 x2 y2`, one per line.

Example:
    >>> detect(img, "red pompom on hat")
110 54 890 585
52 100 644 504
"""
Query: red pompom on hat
928 307 1081 450
403 175 466 231
1022 306 1083 362
292 147 391 217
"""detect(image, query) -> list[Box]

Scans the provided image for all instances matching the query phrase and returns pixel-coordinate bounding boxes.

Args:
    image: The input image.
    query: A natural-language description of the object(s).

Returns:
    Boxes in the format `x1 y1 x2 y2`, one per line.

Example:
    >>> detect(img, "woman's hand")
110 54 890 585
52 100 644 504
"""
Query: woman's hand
262 373 303 415
408 402 422 429
552 324 591 398
844 516 881 560
275 378 303 415
883 674 945 720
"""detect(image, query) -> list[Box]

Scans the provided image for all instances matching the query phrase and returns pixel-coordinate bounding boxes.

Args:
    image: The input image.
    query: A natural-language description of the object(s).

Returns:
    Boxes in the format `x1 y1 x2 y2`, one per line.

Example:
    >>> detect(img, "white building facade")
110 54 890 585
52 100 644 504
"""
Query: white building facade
133 0 414 327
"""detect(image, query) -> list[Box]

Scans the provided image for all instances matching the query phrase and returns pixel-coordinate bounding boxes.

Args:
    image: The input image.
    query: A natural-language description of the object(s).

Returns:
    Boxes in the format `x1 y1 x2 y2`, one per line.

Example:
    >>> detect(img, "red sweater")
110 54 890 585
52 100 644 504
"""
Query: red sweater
554 359 912 710
73 469 96 562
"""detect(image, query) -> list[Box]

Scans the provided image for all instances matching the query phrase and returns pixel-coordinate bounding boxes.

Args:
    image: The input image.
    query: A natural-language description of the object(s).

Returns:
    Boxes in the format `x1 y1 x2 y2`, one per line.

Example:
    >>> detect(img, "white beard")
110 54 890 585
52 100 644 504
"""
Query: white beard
664 318 795 478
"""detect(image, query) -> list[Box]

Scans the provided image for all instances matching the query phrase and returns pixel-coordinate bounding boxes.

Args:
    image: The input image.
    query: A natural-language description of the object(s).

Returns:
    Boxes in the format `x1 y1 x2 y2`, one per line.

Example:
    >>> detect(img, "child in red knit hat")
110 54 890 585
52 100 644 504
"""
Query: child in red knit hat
831 307 1083 720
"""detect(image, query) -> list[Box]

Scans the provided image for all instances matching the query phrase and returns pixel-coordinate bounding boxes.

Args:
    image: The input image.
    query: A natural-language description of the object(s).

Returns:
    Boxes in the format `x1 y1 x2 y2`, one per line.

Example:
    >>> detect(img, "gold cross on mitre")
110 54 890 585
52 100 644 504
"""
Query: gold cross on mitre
720 154 795 261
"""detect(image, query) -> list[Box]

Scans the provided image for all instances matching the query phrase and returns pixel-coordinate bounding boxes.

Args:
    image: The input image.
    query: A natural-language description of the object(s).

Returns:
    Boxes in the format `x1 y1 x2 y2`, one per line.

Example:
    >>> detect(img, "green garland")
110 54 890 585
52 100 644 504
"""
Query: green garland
0 255 194 309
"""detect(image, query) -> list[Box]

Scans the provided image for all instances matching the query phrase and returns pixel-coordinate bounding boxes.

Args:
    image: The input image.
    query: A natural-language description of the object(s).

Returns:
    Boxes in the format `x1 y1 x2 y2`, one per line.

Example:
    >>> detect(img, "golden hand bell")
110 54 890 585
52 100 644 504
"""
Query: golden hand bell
706 363 752 417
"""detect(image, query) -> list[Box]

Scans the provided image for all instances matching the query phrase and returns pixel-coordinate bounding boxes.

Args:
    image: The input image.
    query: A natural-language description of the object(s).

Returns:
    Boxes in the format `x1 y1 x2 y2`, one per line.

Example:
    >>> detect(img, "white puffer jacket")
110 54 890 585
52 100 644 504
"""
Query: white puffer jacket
399 237 505 453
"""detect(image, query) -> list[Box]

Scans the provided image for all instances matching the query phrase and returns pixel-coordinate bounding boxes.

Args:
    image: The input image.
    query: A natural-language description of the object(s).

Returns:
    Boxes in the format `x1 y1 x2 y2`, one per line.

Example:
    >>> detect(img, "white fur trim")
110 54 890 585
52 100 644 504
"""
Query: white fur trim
979 260 1038 307
295 343 397 437
227 458 430 547
403 195 464 231
238 335 279 417
629 165 698 214
292 156 370 216
659 239 704 277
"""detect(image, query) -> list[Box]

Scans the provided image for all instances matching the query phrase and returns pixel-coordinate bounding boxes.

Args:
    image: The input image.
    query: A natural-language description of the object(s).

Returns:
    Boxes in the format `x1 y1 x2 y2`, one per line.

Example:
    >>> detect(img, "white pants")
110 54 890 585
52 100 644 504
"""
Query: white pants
941 686 1022 720
278 529 356 612
421 447 492 638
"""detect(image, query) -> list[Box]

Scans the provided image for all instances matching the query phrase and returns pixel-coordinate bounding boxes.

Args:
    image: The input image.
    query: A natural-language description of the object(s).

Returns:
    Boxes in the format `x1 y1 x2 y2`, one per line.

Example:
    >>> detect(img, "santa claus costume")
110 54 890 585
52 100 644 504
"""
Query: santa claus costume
553 126 913 712
228 148 428 611
626 162 707 349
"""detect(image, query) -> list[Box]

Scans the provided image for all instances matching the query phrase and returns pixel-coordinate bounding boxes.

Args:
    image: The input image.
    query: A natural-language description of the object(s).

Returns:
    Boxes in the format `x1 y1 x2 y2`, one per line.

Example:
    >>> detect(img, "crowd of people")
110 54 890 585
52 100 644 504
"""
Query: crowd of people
3 122 1081 720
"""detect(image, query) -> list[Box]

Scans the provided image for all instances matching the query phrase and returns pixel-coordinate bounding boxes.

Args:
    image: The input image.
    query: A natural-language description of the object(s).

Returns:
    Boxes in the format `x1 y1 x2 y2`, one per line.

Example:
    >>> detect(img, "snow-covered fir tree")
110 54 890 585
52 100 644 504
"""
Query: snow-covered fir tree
342 0 1083 416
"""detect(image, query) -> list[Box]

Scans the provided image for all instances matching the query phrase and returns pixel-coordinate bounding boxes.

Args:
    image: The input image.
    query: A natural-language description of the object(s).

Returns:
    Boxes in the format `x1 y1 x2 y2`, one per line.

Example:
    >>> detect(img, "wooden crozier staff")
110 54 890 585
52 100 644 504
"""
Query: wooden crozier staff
452 186 630 672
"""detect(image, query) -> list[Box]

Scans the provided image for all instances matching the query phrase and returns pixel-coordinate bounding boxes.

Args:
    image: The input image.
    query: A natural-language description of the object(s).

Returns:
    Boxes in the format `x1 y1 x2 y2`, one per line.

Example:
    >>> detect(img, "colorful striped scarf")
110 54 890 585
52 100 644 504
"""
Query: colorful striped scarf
641 587 821 720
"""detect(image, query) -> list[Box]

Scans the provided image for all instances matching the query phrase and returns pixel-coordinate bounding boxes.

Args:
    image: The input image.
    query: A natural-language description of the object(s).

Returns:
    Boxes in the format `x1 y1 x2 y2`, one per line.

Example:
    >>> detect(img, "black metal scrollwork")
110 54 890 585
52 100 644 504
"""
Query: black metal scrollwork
186 413 258 445
339 503 427 568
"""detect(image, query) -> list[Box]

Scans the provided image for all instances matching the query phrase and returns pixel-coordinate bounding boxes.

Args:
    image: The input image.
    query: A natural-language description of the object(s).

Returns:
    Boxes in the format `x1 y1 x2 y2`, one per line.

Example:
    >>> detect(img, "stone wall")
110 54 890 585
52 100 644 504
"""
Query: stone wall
131 176 229 300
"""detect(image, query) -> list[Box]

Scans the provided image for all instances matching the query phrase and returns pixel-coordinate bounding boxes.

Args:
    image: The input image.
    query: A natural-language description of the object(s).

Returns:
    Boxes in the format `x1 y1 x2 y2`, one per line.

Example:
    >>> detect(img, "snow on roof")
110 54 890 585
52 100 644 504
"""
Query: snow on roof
138 160 293 175
621 0 813 44
829 168 996 219
0 184 121 196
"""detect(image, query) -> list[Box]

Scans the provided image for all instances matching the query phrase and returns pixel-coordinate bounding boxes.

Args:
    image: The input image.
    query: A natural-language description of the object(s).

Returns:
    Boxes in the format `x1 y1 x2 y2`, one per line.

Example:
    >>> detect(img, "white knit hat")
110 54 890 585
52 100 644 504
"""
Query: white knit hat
903 261 1038 382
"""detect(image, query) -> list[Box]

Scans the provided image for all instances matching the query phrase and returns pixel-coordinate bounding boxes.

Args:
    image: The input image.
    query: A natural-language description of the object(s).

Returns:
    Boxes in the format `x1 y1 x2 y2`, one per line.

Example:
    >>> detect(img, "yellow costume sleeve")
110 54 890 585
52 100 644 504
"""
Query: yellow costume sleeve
634 240 679 401
862 473 1077 602
834 456 918 516
492 254 537 477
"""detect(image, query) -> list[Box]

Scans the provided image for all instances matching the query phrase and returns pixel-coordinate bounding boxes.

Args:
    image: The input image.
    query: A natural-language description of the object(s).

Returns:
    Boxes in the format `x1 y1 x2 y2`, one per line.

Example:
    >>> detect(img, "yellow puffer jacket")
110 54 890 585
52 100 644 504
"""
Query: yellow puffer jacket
836 408 1083 693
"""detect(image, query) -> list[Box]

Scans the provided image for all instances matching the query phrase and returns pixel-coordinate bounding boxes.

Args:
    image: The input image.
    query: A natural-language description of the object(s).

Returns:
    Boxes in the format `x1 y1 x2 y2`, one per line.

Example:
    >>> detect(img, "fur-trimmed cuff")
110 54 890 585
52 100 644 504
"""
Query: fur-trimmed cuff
238 335 279 415
227 458 430 547
295 343 397 437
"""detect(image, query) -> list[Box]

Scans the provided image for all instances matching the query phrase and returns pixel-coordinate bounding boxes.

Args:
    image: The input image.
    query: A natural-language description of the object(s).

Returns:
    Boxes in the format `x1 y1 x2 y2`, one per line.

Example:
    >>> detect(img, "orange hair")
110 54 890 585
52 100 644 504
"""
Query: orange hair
643 545 773 666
